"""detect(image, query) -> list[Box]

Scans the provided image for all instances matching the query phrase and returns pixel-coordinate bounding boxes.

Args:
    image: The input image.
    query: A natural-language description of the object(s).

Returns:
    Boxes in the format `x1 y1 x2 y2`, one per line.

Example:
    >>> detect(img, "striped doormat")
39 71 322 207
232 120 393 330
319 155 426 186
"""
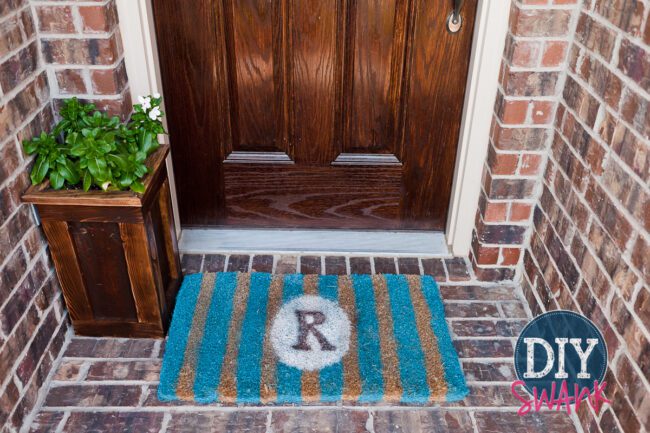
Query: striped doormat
158 273 468 404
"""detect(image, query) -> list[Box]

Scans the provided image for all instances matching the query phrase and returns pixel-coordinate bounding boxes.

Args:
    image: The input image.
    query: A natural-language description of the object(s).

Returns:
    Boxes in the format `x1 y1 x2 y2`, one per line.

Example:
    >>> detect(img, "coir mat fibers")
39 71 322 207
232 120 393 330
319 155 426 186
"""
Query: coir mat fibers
158 272 468 404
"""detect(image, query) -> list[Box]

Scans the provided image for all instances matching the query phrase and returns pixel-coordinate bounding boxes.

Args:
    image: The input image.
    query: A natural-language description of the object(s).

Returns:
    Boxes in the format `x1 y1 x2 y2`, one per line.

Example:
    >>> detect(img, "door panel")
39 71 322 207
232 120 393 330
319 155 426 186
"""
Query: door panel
153 0 478 230
224 165 401 228
228 0 279 152
346 0 406 155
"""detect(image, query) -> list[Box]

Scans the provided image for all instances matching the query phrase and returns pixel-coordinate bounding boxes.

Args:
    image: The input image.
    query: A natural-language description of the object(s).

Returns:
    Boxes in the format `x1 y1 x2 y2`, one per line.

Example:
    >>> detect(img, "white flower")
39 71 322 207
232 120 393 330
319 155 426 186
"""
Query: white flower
153 92 161 99
148 106 161 121
138 95 152 110
101 181 111 190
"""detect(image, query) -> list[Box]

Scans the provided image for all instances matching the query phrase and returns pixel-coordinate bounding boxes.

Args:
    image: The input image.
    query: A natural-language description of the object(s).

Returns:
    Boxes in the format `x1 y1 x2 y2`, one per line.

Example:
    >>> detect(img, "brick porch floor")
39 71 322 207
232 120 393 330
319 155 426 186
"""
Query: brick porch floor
26 255 580 433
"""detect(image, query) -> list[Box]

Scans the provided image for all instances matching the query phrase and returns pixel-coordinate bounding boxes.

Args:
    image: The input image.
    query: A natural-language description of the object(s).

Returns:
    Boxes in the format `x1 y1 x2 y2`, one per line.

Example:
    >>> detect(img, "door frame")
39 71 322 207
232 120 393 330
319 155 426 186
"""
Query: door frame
115 0 511 256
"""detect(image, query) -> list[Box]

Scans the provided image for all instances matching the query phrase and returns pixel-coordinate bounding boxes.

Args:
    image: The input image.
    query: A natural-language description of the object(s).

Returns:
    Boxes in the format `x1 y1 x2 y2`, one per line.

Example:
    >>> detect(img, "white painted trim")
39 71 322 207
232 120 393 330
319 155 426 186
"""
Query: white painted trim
117 0 511 255
115 0 181 236
445 1 511 255
179 229 450 257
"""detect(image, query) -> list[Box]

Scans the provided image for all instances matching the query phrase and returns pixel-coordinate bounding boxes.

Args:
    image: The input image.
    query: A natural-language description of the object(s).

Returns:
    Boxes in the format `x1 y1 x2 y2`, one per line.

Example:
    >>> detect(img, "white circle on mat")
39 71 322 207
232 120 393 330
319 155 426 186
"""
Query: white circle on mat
270 295 350 371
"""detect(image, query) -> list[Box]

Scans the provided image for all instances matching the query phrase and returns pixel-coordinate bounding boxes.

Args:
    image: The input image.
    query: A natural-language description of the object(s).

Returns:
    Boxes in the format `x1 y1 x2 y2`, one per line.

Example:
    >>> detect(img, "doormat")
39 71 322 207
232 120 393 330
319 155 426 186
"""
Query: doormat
158 272 468 404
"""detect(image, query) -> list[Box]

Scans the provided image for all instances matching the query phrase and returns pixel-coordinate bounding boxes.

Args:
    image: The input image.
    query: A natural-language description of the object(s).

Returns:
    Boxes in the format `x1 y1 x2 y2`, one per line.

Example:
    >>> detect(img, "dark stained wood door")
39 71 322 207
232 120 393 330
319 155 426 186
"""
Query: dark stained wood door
152 0 478 230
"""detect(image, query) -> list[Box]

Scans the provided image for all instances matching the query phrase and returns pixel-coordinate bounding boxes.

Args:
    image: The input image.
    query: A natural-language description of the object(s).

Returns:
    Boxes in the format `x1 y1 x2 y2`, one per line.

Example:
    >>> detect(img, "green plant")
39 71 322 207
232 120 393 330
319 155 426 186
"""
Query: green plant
23 95 165 193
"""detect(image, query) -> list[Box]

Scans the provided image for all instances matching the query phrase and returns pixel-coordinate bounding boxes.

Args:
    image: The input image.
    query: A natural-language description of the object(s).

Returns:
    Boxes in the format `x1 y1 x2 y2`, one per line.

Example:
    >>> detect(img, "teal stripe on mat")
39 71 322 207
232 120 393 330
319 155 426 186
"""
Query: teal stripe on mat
317 275 343 402
235 273 272 402
157 273 204 400
384 274 430 403
420 275 469 401
192 272 239 403
351 274 384 402
276 274 304 404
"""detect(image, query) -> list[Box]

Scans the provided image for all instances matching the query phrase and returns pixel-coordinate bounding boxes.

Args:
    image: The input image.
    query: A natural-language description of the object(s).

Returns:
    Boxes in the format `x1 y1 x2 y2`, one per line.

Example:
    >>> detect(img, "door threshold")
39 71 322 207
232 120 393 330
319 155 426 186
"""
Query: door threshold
179 228 450 257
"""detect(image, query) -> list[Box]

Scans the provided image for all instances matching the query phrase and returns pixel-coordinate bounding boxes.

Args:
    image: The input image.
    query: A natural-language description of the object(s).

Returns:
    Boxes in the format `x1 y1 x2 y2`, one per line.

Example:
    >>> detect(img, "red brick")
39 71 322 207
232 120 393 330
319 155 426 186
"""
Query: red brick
444 302 500 318
35 6 75 34
325 256 347 275
453 339 513 358
510 203 532 222
500 247 521 266
484 201 508 222
506 36 541 67
250 254 272 273
421 258 446 280
373 257 396 274
631 236 649 282
563 76 600 128
578 54 623 110
0 42 38 94
86 360 161 381
79 1 118 33
63 339 155 358
492 123 551 151
226 254 250 272
475 411 575 432
0 15 29 58
489 148 519 175
520 153 543 175
531 101 555 124
510 7 572 37
620 89 650 139
90 61 127 95
180 254 201 274
444 257 471 281
349 257 371 274
618 39 650 94
497 96 528 124
299 255 321 274
502 68 559 97
275 255 297 273
474 243 499 265
85 90 133 120
0 73 50 144
63 412 164 433
397 257 420 274
541 41 567 67
55 69 87 94
576 13 618 61
42 33 122 65
595 0 645 36
484 175 537 200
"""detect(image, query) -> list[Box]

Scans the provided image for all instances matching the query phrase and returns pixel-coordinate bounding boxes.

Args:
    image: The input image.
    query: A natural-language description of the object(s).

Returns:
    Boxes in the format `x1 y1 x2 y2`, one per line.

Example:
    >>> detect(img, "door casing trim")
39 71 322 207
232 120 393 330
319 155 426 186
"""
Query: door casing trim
115 0 511 256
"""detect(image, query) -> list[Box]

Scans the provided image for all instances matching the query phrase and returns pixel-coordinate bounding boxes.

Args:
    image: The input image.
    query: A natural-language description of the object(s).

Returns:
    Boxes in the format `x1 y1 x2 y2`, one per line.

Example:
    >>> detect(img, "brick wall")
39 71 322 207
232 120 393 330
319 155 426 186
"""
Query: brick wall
524 0 649 430
471 0 582 282
472 0 649 432
0 0 131 431
0 1 69 431
32 0 130 118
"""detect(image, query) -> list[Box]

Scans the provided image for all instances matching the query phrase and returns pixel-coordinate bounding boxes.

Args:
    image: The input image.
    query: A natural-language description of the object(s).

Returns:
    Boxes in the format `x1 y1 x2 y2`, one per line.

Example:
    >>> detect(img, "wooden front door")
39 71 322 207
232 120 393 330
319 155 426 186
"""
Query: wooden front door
153 0 477 230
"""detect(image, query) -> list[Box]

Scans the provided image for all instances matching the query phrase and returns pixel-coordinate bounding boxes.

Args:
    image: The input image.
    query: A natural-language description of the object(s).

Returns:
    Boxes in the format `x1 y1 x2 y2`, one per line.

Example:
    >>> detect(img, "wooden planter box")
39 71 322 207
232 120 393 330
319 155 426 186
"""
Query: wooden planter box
23 145 181 338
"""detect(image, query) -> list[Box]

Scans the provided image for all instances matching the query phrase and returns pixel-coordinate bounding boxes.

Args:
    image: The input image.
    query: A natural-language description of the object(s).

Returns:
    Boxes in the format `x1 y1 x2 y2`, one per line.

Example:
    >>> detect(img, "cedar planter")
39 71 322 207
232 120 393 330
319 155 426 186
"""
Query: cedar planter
23 145 181 338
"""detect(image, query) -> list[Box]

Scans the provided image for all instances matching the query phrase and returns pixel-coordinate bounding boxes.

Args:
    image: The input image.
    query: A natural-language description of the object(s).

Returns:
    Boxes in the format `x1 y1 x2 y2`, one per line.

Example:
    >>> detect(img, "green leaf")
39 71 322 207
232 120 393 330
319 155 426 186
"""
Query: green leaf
130 181 145 194
58 161 79 184
83 171 92 191
107 154 128 170
118 175 133 188
135 151 147 163
23 139 38 154
88 157 108 179
134 164 148 178
50 171 64 189
31 155 49 185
